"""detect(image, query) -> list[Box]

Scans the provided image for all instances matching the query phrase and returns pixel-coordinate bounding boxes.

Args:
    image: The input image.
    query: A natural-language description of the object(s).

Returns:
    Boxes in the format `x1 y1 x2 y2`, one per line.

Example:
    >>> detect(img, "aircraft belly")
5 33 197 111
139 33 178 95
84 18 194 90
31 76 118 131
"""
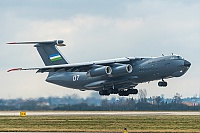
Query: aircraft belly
84 74 138 90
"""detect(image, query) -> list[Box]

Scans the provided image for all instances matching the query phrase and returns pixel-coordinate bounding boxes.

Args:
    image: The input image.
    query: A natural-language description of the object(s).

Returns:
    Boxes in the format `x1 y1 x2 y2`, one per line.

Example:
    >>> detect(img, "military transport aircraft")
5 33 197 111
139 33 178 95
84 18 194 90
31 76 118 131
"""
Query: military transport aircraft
7 40 191 96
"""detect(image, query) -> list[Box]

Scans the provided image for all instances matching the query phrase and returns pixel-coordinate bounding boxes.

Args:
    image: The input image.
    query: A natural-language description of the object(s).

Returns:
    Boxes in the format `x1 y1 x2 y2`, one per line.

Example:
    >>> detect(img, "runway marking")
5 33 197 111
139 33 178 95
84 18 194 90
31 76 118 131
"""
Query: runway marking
0 111 199 116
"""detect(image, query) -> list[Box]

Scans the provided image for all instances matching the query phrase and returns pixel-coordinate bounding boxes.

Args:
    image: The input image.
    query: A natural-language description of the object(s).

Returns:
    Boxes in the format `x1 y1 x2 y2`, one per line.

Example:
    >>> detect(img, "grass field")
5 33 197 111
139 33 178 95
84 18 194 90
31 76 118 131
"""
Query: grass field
0 115 199 132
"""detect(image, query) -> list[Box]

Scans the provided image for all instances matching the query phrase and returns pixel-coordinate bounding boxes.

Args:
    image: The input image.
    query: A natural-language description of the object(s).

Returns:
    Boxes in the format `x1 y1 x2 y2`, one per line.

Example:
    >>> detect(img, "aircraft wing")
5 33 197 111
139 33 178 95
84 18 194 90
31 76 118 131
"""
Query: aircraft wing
8 57 141 73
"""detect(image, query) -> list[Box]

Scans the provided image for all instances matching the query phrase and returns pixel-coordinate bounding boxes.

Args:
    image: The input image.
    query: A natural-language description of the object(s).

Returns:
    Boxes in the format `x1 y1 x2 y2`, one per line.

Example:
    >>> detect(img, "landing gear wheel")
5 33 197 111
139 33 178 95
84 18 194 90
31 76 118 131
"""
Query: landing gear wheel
118 91 129 96
133 89 138 94
128 89 138 94
99 90 110 96
118 89 138 96
111 89 118 94
158 81 167 87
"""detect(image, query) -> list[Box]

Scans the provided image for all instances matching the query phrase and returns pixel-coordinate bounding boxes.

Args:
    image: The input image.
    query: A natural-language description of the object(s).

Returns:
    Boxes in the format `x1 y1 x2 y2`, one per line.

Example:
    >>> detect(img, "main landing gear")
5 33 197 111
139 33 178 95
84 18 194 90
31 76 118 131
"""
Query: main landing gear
99 89 138 96
118 89 138 96
99 90 110 96
158 79 167 87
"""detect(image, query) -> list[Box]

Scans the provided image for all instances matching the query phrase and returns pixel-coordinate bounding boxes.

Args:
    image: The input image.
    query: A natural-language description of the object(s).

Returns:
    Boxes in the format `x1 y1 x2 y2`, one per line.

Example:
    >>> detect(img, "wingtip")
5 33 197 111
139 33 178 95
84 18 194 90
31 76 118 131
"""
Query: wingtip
7 42 16 44
7 68 22 72
56 43 66 46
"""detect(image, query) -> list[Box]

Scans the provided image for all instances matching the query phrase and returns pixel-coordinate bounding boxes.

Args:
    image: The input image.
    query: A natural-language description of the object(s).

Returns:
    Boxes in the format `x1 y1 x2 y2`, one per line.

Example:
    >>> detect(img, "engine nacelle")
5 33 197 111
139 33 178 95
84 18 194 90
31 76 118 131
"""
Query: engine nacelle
87 66 112 77
111 64 133 75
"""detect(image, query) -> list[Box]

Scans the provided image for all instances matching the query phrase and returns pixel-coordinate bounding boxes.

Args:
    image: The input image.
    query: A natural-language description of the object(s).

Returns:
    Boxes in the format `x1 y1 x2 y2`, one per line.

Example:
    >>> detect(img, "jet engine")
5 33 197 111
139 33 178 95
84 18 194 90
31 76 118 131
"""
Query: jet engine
87 66 112 77
111 64 133 75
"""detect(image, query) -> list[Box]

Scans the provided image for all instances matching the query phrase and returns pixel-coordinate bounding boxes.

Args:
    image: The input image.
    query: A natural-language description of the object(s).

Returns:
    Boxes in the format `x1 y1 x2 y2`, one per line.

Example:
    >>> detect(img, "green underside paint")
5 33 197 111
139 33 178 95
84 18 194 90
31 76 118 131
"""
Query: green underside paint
51 57 62 62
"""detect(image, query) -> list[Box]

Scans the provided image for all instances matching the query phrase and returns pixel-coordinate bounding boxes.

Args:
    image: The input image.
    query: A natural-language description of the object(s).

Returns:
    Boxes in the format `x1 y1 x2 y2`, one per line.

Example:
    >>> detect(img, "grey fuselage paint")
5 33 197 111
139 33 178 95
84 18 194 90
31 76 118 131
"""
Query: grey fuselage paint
46 55 190 91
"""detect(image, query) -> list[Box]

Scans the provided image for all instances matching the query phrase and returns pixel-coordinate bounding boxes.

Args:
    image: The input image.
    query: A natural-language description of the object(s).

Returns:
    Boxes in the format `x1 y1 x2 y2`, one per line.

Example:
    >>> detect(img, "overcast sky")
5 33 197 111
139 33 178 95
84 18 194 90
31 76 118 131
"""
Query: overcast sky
0 0 200 99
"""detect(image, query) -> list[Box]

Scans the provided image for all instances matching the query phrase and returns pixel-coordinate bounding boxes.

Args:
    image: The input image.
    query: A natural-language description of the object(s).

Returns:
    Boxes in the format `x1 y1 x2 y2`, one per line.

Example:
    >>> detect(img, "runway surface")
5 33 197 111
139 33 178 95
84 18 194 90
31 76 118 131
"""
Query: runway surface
0 111 199 116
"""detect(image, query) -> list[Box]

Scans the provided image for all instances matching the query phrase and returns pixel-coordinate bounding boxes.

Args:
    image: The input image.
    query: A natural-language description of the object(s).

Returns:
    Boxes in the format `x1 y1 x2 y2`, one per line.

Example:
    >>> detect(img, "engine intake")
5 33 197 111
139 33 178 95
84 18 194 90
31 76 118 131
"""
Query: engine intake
111 64 133 75
87 66 112 77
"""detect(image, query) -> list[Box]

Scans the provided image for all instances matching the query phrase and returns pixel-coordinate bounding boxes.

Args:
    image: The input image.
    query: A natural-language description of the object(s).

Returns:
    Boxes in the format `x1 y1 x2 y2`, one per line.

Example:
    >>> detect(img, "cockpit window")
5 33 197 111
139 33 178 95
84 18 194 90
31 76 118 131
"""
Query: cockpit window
170 56 183 60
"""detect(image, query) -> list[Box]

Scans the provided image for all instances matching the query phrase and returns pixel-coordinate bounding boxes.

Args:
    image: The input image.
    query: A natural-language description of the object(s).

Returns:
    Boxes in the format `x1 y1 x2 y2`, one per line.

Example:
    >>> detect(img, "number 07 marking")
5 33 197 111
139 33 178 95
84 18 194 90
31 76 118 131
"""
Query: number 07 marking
73 75 80 81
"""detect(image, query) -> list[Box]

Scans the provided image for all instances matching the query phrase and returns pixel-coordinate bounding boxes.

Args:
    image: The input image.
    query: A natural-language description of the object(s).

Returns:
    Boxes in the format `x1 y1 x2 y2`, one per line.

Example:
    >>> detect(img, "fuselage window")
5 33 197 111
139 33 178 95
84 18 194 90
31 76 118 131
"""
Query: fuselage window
170 56 183 60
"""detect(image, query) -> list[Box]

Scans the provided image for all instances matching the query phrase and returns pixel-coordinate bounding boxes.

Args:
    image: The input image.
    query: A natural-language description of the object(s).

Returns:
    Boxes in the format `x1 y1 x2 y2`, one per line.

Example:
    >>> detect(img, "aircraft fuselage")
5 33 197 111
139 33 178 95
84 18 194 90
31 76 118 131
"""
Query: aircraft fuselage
46 55 191 94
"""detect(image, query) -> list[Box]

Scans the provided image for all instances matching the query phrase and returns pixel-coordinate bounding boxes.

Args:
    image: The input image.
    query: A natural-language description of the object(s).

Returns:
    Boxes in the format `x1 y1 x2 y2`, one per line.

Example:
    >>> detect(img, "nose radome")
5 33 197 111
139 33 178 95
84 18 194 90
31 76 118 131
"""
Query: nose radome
184 60 191 67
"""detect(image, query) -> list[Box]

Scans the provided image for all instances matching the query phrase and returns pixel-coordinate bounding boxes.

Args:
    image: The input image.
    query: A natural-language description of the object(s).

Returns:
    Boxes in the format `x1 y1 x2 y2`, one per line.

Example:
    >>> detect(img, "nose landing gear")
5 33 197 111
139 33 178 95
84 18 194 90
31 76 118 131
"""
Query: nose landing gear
158 79 167 87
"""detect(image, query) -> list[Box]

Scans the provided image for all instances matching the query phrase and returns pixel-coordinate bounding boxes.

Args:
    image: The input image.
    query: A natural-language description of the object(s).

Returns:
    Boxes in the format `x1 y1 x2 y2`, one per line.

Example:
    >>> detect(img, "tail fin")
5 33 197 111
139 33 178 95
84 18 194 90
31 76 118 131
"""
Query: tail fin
7 40 68 66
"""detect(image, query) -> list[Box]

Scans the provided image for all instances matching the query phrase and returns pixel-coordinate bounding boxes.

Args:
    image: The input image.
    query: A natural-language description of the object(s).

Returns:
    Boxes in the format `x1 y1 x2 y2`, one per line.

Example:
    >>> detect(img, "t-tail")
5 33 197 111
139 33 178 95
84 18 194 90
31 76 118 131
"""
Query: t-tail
7 40 68 66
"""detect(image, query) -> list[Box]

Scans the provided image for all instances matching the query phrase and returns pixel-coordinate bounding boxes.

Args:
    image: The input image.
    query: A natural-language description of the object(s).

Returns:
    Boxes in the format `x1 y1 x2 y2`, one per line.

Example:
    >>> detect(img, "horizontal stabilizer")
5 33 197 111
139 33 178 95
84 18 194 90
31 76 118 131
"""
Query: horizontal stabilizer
7 40 66 46
7 68 38 72
7 68 22 72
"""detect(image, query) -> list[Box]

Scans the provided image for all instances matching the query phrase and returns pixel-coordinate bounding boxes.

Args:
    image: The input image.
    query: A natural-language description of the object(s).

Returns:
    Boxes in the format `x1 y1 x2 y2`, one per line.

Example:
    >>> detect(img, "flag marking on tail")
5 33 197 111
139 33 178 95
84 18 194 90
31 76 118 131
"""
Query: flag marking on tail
49 53 62 62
